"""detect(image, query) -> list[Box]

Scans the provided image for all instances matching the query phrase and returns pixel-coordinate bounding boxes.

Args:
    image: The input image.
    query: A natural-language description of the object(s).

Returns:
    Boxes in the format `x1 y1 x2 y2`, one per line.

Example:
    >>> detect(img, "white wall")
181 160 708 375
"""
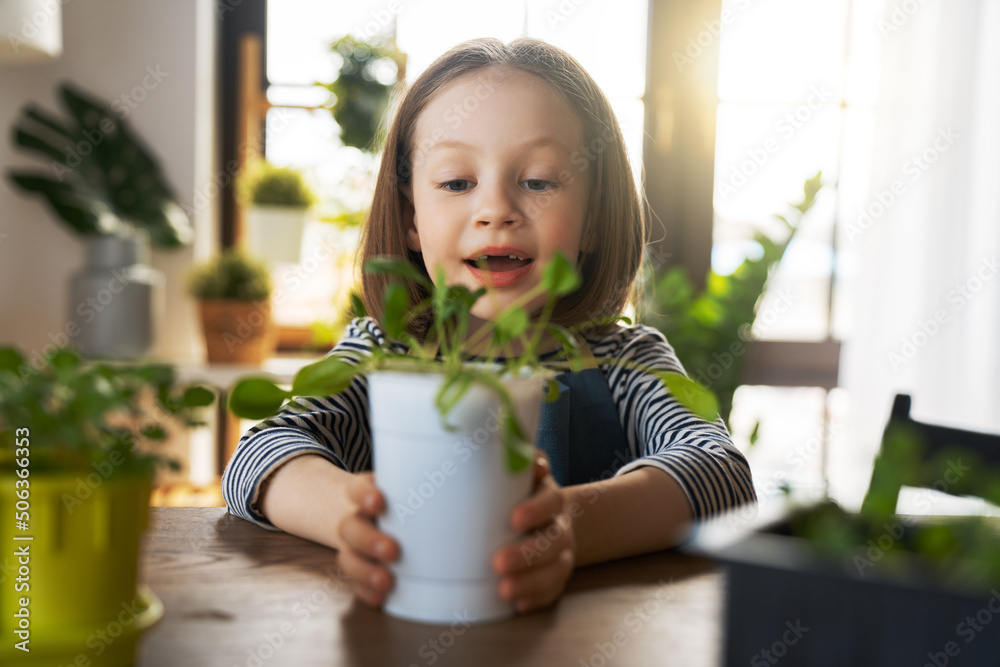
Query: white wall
0 0 217 362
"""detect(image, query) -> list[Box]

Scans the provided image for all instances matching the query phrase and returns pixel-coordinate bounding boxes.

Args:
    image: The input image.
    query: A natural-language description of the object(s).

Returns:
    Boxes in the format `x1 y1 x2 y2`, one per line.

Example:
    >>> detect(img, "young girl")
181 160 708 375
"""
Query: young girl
222 37 755 614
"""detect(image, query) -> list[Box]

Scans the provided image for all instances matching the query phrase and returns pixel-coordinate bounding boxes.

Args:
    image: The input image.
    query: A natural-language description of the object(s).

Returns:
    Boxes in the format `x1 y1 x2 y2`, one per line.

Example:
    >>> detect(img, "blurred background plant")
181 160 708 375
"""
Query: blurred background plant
6 82 192 248
0 347 213 474
319 35 405 152
783 421 1000 589
237 159 317 208
640 171 824 428
187 250 276 364
186 250 272 302
320 208 367 230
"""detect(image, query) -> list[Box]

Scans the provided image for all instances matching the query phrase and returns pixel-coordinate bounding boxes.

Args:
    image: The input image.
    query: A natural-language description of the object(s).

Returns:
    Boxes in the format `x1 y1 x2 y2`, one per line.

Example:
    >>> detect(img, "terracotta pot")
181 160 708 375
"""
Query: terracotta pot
197 300 276 364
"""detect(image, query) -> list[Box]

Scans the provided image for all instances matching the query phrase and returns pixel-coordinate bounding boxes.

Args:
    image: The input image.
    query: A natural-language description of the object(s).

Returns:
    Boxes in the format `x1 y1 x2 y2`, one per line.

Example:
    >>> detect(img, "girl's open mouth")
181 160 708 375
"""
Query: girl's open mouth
464 254 534 287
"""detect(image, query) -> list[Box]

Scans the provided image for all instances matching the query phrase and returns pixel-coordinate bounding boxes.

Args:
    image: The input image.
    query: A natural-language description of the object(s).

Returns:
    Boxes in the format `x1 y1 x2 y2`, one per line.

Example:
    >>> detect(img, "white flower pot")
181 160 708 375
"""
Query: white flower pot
246 205 309 263
368 369 545 625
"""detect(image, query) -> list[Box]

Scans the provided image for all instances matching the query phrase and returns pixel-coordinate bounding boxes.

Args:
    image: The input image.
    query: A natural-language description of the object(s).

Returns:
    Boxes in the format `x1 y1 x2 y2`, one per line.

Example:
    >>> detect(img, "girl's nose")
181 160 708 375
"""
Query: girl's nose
474 181 522 228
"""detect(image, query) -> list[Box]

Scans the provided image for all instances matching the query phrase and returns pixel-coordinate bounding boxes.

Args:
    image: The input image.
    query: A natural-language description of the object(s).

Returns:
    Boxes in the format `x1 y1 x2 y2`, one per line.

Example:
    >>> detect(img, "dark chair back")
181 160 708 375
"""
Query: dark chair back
861 394 1000 515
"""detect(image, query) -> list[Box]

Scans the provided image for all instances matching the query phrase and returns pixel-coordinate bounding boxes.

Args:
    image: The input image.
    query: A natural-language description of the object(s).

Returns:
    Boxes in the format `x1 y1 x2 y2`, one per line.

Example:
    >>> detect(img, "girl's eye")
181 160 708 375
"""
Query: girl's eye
439 179 472 192
523 179 554 192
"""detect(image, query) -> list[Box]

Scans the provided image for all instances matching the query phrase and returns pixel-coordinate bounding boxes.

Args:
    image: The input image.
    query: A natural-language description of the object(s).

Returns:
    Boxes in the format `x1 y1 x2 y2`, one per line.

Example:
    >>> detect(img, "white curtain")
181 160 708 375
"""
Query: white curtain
836 1 1000 507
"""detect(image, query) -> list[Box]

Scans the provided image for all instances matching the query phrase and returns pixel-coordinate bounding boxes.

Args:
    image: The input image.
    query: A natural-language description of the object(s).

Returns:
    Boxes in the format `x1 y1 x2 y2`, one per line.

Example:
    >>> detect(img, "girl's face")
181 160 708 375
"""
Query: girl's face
403 68 590 320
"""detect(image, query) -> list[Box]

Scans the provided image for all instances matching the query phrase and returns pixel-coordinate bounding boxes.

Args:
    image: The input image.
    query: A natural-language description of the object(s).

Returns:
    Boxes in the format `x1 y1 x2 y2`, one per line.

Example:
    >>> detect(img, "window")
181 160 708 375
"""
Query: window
714 0 886 500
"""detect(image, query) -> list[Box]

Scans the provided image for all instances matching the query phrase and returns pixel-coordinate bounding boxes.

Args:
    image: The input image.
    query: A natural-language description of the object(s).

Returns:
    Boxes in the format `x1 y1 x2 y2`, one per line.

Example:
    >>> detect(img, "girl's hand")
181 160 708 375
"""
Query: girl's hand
492 451 576 613
337 472 400 607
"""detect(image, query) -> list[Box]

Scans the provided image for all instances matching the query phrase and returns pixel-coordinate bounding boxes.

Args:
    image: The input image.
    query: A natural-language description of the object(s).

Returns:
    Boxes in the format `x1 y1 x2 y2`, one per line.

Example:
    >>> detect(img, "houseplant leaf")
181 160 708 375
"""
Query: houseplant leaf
364 256 433 291
7 83 194 248
655 371 719 421
229 378 291 420
541 251 581 296
180 386 215 408
6 174 114 235
291 358 361 397
382 282 409 340
0 347 26 374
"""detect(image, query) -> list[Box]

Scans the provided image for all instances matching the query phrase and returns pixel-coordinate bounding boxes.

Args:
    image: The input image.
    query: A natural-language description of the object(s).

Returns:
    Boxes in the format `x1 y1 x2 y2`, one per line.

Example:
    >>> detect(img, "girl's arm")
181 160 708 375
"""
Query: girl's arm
255 453 356 550
549 324 756 567
561 466 693 566
220 316 405 607
256 447 404 608
490 451 694 612
221 317 386 529
599 325 757 519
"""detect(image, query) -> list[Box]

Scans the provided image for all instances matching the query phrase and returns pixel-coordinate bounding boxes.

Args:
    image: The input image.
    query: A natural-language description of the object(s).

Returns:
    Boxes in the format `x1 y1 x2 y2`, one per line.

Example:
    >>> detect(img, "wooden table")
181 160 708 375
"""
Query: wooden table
137 508 723 666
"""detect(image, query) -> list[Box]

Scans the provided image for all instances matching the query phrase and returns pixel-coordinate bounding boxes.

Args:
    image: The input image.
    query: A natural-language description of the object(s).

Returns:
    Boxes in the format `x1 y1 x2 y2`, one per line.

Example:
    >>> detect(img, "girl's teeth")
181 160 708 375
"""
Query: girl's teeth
469 254 529 261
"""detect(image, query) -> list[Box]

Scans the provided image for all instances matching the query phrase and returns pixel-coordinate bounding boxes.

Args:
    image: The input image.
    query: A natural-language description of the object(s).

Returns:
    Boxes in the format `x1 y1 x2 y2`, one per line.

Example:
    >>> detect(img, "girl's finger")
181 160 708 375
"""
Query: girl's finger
499 548 575 613
338 545 394 600
511 482 564 533
494 513 574 575
339 512 399 563
346 472 385 516
354 582 388 608
533 451 550 488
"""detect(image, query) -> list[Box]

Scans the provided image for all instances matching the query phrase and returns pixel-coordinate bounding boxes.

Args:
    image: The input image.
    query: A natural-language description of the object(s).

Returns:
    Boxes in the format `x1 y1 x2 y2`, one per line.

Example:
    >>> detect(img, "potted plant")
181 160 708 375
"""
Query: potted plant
7 83 194 360
694 422 1000 666
640 172 823 427
228 252 717 624
186 249 276 365
0 346 213 665
319 35 406 152
237 160 317 264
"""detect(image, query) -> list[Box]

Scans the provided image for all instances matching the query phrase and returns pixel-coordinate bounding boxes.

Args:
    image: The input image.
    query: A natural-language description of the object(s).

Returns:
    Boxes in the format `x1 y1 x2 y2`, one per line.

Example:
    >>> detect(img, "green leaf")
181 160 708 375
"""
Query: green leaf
505 436 533 473
749 420 761 447
23 105 74 138
797 170 823 213
7 173 108 235
13 128 71 164
541 251 581 296
363 256 432 290
291 358 359 397
8 82 194 248
49 348 80 371
494 307 529 342
349 291 367 317
141 425 166 440
228 378 290 419
382 282 409 339
434 373 474 431
656 371 719 421
0 348 27 374
545 323 579 352
445 285 484 312
180 386 215 408
544 378 561 403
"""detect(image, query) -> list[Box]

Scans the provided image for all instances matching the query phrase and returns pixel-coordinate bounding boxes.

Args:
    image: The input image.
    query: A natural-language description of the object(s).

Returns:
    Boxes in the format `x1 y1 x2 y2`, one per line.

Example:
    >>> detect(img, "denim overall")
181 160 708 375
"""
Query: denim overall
533 339 633 487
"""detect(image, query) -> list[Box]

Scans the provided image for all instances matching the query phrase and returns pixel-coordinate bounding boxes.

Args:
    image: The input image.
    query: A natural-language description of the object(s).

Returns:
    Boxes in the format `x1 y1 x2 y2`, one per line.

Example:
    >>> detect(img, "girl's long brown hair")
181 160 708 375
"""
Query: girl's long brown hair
358 37 644 340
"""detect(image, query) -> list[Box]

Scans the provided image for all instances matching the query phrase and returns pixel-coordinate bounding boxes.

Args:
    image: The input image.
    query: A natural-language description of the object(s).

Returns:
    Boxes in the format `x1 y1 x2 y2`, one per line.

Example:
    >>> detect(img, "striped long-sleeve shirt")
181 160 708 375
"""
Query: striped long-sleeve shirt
221 316 757 529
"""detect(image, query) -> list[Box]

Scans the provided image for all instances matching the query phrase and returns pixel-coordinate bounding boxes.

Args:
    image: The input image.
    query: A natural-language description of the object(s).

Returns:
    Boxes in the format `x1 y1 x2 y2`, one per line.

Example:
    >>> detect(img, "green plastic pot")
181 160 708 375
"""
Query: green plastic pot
0 470 163 666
